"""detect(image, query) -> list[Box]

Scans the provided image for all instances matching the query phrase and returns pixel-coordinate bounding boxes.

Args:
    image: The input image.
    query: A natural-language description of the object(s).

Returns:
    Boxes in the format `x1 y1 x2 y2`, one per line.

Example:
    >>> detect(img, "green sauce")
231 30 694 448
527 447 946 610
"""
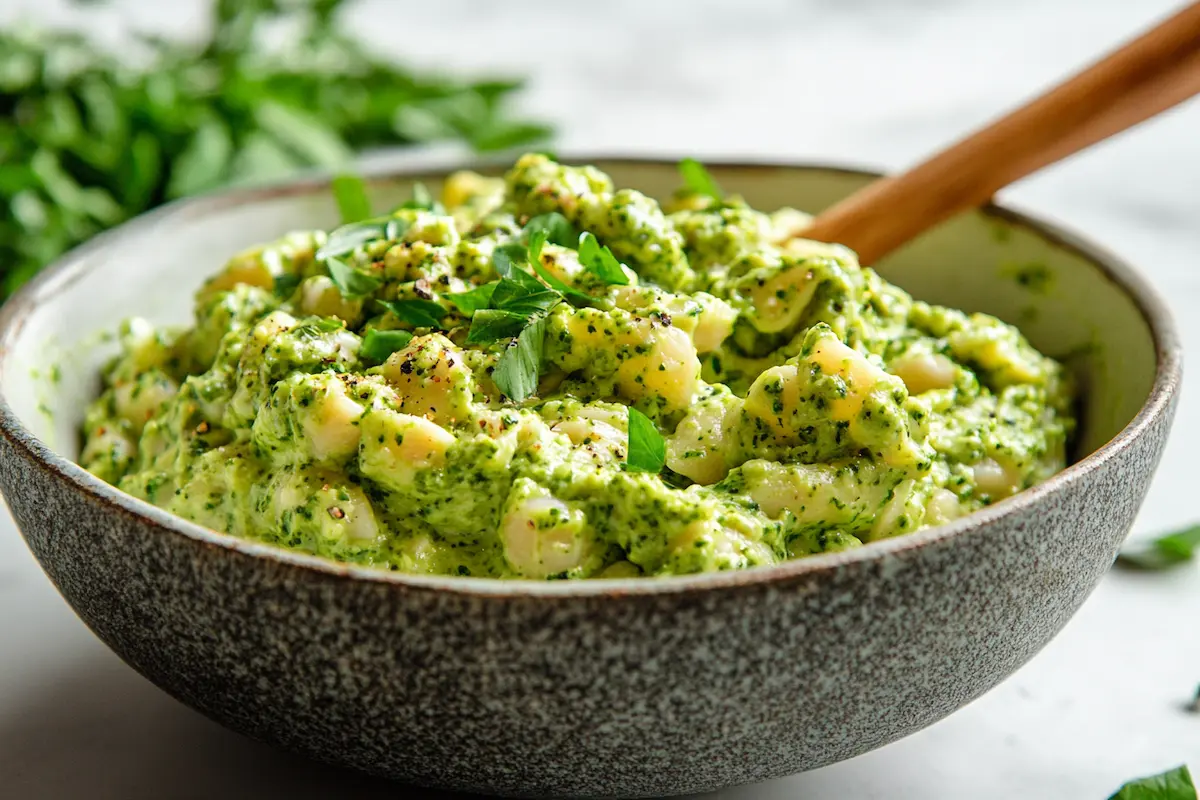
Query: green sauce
79 155 1074 579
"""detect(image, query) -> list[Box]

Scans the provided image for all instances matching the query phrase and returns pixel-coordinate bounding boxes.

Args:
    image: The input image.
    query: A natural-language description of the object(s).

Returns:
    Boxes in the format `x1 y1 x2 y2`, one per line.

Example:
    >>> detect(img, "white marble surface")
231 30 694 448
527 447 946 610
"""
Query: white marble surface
2 1 1199 797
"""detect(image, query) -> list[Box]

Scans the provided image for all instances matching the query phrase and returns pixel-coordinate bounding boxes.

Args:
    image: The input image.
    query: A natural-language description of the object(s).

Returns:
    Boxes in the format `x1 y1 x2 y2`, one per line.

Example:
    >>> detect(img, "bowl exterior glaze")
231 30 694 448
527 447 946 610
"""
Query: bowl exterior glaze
0 158 1181 798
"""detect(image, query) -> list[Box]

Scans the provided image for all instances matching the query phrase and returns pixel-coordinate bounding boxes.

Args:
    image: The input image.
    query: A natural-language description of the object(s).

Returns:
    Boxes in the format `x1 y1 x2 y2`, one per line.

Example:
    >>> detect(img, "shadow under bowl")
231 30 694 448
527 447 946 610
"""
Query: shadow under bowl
0 156 1182 798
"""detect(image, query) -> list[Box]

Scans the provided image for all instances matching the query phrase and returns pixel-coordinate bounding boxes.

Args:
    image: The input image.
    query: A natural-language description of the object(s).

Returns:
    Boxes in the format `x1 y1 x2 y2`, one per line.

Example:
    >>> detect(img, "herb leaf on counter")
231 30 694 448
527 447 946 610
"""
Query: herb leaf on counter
0 0 551 300
678 158 722 201
1108 765 1196 800
626 407 666 473
1116 525 1200 571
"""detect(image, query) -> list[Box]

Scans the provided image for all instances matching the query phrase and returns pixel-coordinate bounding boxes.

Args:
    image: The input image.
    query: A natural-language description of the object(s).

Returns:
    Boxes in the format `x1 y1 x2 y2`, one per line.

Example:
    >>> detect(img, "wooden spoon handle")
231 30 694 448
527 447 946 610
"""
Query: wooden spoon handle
802 1 1200 265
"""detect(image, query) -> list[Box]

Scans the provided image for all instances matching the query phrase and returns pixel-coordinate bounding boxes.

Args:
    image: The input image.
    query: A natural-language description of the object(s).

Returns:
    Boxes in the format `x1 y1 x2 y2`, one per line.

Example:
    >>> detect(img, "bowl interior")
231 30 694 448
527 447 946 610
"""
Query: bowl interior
0 159 1158 477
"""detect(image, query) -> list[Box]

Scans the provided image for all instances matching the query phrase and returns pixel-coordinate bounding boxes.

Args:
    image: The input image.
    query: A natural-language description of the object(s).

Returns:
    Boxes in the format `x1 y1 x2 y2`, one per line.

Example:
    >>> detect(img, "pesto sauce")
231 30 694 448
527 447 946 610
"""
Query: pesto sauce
79 154 1075 579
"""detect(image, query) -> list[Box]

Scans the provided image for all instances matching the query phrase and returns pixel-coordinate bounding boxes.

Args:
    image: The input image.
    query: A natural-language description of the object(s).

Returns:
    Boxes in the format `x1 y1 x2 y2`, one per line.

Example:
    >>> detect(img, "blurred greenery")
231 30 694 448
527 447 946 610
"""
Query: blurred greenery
0 0 551 299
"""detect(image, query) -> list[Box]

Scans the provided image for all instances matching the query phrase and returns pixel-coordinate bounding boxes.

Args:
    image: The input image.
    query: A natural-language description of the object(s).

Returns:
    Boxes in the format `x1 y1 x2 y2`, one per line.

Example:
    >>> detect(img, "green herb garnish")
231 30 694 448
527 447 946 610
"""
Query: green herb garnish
578 232 630 286
524 212 577 249
527 231 593 305
317 219 390 261
678 158 722 200
466 309 531 344
331 174 371 224
359 329 413 363
326 257 383 299
626 407 666 473
396 182 444 213
378 298 446 329
0 0 551 300
446 282 498 316
1116 525 1200 571
273 274 301 298
492 316 547 402
1108 765 1196 799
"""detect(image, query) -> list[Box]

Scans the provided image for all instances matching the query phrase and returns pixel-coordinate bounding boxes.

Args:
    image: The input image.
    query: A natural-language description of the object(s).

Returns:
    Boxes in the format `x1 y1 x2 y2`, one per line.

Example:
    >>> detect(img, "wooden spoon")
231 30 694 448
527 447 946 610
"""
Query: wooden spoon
801 1 1200 265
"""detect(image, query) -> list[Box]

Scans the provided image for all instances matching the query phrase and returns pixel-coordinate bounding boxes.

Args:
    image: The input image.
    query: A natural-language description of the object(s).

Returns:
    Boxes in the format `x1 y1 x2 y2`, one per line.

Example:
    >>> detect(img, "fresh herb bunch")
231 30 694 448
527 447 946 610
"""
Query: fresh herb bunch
0 0 551 299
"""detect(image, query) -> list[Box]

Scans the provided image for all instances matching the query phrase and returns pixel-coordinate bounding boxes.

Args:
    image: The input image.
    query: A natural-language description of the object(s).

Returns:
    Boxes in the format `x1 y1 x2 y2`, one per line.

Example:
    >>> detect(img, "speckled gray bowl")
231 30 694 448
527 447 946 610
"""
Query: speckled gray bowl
0 156 1181 798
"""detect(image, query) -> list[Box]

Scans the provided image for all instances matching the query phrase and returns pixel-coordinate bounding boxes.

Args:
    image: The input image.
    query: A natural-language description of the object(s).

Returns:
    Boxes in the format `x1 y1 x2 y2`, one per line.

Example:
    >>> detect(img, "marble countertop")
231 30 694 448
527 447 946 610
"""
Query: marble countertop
2 1 1198 797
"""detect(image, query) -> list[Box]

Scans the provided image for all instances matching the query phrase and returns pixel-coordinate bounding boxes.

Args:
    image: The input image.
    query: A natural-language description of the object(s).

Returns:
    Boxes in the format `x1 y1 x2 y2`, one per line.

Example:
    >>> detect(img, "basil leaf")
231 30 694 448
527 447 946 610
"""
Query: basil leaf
317 220 388 261
326 257 383 299
626 407 666 473
378 298 446 329
493 315 547 402
255 102 355 167
678 157 722 200
578 232 630 285
446 282 497 316
273 273 301 298
490 278 561 315
360 329 413 363
1116 525 1200 571
396 181 444 213
492 241 532 279
528 251 593 306
524 212 576 249
332 173 372 224
384 217 411 242
1108 765 1196 800
467 309 530 344
527 229 548 265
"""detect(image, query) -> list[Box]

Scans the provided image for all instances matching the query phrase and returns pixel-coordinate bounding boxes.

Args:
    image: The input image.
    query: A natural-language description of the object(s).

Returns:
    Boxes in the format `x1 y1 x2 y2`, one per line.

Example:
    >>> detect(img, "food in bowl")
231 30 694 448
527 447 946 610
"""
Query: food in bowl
78 154 1074 579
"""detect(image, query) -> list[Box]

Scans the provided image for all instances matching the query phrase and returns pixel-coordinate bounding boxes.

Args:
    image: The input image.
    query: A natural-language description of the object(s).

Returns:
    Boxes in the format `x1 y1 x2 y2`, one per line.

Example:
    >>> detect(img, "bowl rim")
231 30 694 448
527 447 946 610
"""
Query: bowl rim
0 152 1183 598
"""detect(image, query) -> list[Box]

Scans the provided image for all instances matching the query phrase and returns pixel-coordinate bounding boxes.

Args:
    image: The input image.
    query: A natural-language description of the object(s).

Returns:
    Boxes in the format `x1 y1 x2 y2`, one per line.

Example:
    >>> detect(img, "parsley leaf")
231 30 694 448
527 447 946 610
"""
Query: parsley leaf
1116 525 1200 571
446 282 497 315
359 329 413 363
578 232 630 285
678 157 722 200
626 407 666 473
466 309 530 343
493 315 547 402
524 212 577 249
331 173 371 224
1108 765 1196 800
326 257 383 299
378 298 446 329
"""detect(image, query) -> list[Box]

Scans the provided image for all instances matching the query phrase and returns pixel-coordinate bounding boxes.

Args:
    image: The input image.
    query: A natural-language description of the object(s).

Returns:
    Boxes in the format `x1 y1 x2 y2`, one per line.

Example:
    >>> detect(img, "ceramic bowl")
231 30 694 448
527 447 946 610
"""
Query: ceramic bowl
0 156 1181 798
